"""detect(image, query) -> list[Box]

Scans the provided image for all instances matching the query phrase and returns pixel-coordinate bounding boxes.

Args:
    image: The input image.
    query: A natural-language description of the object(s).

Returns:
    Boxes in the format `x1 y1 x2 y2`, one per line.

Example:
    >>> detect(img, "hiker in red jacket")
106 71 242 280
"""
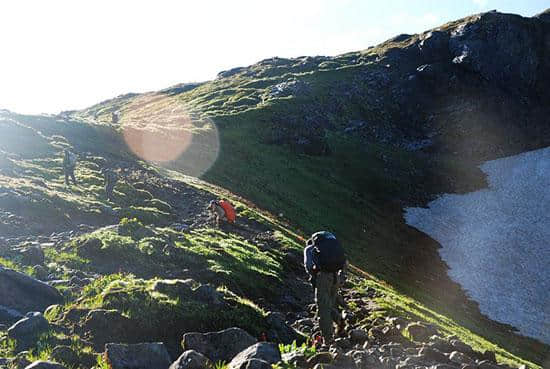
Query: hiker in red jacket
208 199 236 227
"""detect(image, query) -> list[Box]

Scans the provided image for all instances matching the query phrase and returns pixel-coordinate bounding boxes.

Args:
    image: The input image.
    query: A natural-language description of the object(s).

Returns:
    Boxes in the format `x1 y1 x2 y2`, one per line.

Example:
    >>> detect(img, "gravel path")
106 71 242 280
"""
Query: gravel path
405 147 550 344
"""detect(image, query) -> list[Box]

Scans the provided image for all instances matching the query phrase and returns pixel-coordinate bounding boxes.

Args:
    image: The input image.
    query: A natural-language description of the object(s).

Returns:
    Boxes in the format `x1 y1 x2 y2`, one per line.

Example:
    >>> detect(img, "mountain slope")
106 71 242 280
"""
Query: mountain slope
72 8 550 363
0 8 549 369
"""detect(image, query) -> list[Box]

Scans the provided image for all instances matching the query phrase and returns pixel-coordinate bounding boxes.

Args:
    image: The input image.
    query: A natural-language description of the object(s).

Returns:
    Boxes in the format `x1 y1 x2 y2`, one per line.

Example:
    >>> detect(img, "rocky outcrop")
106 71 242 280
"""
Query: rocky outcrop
105 342 172 369
0 267 63 313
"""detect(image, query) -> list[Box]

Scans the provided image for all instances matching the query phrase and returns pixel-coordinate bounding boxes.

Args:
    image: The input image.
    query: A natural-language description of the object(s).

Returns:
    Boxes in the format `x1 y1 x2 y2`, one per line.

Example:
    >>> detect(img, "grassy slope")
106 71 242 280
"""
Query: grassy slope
72 22 550 365
0 109 544 368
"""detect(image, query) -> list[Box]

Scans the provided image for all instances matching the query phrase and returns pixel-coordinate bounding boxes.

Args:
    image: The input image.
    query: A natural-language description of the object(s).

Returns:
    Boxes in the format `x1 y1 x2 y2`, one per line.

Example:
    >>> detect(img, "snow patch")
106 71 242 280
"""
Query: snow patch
405 146 550 344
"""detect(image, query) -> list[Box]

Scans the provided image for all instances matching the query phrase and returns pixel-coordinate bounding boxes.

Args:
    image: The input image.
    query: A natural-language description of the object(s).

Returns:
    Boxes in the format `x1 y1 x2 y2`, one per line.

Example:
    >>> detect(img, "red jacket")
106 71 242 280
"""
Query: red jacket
219 200 236 223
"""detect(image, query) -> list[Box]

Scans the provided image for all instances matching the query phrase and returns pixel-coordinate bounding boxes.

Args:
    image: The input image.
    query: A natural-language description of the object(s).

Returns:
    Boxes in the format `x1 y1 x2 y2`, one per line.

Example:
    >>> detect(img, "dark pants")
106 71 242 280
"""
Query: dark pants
315 272 343 343
105 182 115 200
64 166 76 185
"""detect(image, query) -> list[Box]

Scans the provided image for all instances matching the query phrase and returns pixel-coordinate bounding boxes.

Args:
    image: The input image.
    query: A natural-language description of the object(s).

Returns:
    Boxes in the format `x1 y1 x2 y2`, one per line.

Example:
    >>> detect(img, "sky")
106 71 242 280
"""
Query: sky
0 0 547 115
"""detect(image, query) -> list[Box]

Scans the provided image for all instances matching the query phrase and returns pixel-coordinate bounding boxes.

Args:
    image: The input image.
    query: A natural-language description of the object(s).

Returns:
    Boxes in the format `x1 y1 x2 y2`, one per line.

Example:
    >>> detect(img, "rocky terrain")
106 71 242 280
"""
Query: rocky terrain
1 7 549 369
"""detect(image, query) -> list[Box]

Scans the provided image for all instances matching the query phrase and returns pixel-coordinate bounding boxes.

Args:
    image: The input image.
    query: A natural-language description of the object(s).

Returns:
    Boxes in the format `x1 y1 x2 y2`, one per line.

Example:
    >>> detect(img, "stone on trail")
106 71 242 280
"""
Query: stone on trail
265 311 299 344
169 350 212 369
23 361 67 369
228 343 281 369
0 266 63 313
105 342 172 369
182 327 257 363
405 322 438 342
306 352 333 367
448 351 474 365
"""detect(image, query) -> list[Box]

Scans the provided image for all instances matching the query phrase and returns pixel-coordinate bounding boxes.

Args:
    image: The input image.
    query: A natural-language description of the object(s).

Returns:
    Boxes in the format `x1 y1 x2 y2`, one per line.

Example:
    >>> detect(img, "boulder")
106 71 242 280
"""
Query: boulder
50 346 79 368
428 335 454 353
20 246 45 266
349 328 368 344
231 359 271 369
192 284 223 305
448 351 473 365
105 342 172 369
81 309 136 350
23 361 67 369
169 350 212 369
418 346 449 363
8 312 50 349
449 339 474 355
266 312 299 344
182 327 257 363
0 266 63 313
405 322 437 342
152 279 194 297
478 360 503 369
228 343 281 369
0 305 24 324
307 352 333 367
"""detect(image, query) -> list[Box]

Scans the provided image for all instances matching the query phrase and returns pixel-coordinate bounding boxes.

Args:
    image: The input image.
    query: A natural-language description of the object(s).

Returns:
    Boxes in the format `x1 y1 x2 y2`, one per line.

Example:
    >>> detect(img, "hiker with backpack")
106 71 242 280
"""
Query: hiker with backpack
101 167 118 201
304 231 347 344
208 199 236 227
62 149 78 186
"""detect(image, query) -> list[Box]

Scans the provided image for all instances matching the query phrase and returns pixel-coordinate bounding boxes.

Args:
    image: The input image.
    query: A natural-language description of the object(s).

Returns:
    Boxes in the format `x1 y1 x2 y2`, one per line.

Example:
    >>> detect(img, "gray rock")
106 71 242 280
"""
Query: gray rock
307 352 333 367
266 312 298 344
20 246 44 266
449 339 474 355
0 305 24 324
0 267 63 313
8 312 49 349
232 359 271 369
478 360 502 369
406 322 437 342
418 30 450 61
23 361 67 369
105 342 172 369
418 346 449 363
193 284 223 305
152 279 194 297
448 12 541 96
228 343 281 369
50 346 79 368
182 327 257 363
448 351 473 365
428 336 454 353
31 266 49 281
169 350 212 369
81 309 135 350
349 328 368 344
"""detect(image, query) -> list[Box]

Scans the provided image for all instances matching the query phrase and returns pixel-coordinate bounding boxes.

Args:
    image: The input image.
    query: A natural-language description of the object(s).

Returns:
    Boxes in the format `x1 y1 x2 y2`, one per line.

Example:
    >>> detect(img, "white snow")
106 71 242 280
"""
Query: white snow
405 147 550 344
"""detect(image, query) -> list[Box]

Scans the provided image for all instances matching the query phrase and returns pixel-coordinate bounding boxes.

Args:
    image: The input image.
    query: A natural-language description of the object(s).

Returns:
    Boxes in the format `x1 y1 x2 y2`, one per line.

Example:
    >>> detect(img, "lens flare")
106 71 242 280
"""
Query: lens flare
121 93 219 177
